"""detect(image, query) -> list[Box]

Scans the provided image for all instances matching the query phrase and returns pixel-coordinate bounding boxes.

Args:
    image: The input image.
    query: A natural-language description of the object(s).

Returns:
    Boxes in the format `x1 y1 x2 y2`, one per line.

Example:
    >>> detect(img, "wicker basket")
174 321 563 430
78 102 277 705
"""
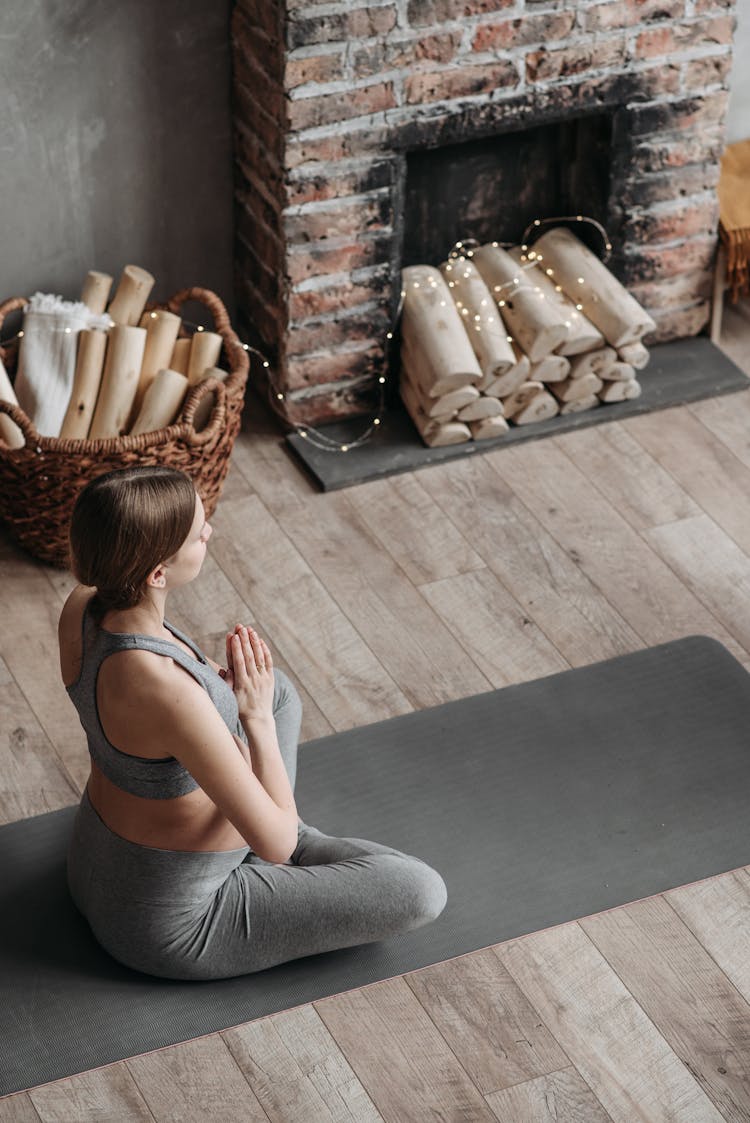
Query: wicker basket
0 286 249 567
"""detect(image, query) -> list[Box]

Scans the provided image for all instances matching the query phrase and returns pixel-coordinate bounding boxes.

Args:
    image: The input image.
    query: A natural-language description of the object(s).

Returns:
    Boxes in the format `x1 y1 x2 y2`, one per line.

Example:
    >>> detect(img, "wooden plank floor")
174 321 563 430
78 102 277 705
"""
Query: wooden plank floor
3 303 750 1120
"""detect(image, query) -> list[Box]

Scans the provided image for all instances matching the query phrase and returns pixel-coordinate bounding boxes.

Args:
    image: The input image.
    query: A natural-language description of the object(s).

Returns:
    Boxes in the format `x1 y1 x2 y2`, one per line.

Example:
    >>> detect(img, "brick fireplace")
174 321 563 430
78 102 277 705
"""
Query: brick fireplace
231 0 735 426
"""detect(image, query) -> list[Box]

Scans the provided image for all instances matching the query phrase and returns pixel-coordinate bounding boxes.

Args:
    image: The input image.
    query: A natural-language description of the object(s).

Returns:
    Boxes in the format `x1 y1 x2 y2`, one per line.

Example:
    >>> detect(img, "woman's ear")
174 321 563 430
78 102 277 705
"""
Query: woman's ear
146 563 168 590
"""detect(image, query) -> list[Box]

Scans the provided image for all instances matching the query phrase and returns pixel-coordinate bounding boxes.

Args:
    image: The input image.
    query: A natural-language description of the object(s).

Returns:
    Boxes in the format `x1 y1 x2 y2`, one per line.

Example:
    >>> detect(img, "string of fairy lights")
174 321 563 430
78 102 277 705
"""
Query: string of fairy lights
0 215 612 454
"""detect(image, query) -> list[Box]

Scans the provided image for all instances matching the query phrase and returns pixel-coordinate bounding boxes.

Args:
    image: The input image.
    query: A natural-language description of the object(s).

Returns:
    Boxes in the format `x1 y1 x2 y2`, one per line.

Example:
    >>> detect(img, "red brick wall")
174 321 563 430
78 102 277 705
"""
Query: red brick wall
233 0 736 425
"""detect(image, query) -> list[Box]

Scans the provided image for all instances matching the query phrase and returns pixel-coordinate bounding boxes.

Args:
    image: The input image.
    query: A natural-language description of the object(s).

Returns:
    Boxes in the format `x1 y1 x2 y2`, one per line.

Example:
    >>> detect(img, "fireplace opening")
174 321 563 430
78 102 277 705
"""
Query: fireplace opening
401 112 615 270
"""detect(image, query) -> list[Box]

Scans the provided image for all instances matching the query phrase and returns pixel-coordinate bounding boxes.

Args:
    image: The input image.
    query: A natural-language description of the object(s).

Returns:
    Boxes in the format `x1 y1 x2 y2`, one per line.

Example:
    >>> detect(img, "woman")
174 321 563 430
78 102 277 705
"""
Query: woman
61 465 447 981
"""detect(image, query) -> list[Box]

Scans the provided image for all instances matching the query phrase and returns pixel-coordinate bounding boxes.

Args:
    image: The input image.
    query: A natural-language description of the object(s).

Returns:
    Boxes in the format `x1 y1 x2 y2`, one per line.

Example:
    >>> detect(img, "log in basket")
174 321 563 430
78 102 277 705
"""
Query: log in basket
0 287 249 567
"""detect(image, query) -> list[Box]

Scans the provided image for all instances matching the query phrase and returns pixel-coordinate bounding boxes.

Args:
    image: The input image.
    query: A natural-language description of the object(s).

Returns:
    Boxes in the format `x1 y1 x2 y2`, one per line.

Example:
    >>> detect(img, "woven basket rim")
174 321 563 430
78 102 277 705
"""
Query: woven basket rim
0 285 250 456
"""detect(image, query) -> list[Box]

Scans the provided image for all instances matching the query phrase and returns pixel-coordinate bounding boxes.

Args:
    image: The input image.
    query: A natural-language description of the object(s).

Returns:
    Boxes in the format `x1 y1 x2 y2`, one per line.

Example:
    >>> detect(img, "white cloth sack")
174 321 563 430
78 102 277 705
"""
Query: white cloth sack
14 292 110 437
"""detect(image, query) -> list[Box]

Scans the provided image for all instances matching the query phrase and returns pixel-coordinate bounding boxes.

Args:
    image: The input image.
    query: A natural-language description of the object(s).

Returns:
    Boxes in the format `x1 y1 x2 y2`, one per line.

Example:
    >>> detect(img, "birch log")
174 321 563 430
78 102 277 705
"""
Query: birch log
531 227 656 347
513 389 559 425
81 271 113 316
59 329 108 439
618 341 650 369
130 369 189 435
88 324 147 438
470 415 509 440
507 246 604 355
190 367 229 431
472 243 569 360
132 309 182 420
552 373 604 402
187 331 223 385
0 357 24 448
502 380 545 418
107 265 155 327
401 265 483 395
529 354 571 383
438 257 515 386
483 343 530 397
568 347 617 380
560 394 601 414
170 338 191 375
599 361 636 382
400 376 471 446
401 338 479 414
598 378 642 402
456 395 504 421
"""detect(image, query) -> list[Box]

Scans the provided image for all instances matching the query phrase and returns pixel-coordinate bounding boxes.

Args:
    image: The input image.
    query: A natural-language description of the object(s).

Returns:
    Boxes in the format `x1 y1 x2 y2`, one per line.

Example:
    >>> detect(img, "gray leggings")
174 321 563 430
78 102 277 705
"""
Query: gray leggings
66 669 447 980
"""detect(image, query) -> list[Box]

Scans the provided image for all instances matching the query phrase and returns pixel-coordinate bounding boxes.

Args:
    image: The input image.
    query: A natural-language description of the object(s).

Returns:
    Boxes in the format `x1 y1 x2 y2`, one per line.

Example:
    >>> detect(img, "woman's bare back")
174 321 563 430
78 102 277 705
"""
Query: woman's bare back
59 587 248 853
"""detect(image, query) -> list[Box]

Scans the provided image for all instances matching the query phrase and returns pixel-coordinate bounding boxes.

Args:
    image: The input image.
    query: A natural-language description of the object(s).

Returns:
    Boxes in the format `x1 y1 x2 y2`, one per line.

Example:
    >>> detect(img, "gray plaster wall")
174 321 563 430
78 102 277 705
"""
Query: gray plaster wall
727 0 750 143
0 0 235 318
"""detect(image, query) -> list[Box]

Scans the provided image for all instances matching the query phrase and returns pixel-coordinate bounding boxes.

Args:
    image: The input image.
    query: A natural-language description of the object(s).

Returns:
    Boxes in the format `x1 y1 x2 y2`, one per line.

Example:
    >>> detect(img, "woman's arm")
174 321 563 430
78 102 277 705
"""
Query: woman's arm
126 656 298 863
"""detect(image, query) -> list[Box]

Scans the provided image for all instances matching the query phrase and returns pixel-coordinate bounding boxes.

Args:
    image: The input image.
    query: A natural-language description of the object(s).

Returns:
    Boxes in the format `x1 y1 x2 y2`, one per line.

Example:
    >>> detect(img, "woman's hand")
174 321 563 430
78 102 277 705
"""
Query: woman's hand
222 625 274 722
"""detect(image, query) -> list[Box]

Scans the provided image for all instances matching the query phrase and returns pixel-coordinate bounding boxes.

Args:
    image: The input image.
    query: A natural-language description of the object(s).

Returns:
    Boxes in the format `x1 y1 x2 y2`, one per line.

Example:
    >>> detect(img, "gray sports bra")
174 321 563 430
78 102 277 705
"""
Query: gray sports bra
65 598 246 799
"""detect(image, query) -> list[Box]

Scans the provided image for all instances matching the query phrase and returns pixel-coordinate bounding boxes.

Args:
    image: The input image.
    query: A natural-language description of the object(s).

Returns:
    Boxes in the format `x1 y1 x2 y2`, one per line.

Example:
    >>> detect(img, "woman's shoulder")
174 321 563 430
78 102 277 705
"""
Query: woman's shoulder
58 585 96 687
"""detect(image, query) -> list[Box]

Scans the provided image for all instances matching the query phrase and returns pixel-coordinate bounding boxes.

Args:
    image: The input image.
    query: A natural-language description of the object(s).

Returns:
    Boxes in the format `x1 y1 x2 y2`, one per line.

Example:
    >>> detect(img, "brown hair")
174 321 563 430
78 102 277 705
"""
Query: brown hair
69 466 197 613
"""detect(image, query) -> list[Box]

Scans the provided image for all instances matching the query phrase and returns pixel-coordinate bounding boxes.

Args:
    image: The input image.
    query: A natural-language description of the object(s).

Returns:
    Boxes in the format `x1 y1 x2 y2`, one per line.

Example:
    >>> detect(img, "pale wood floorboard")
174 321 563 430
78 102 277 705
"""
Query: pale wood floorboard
2 310 750 1119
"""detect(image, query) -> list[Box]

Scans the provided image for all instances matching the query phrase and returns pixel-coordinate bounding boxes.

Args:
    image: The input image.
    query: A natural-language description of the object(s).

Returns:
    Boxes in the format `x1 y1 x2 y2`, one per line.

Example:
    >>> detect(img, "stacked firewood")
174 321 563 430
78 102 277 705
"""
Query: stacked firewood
399 227 656 447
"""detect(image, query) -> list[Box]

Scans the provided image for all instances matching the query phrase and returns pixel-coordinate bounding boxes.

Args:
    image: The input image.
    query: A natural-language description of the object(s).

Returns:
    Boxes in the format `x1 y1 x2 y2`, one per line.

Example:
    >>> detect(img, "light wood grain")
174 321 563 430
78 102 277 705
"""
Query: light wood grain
0 553 88 797
0 670 77 824
223 1004 383 1122
645 513 750 654
315 977 497 1122
582 894 750 1122
554 424 700 531
0 1093 42 1122
418 454 641 667
689 391 750 474
498 923 724 1122
126 1035 268 1121
404 947 569 1094
208 493 413 730
270 486 492 708
485 1067 613 1121
490 441 750 666
344 472 485 585
28 1065 154 1121
420 568 568 686
628 405 750 554
666 869 750 1006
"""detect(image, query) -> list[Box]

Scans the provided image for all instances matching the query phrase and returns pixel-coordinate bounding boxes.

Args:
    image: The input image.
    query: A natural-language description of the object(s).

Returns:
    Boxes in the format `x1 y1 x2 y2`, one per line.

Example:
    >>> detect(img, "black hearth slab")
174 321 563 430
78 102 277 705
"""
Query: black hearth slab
285 337 749 491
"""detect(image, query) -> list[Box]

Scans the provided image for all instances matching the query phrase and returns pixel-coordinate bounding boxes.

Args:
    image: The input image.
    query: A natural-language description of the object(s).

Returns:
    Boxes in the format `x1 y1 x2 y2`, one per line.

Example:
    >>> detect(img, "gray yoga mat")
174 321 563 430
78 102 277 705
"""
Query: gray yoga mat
2 635 750 1096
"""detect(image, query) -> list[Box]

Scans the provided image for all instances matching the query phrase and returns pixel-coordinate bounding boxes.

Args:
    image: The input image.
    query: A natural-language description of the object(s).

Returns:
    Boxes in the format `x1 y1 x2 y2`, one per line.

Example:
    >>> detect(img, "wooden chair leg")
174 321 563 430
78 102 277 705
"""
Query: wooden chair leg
711 242 727 344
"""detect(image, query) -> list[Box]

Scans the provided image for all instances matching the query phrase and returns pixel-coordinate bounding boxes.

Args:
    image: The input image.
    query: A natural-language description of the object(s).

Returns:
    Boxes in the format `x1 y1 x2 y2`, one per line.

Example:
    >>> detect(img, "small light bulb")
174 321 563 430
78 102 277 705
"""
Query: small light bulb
492 241 498 247
386 332 393 339
499 300 506 307
197 325 205 332
474 314 481 321
440 300 446 306
276 392 284 400
243 343 250 350
507 335 513 342
341 444 349 451
555 286 562 292
65 327 72 333
374 418 381 425
521 244 528 251
513 277 519 284
18 330 24 338
378 376 386 383
414 283 420 288
578 277 584 284
150 311 158 319
534 219 541 226
263 360 270 367
576 304 583 311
